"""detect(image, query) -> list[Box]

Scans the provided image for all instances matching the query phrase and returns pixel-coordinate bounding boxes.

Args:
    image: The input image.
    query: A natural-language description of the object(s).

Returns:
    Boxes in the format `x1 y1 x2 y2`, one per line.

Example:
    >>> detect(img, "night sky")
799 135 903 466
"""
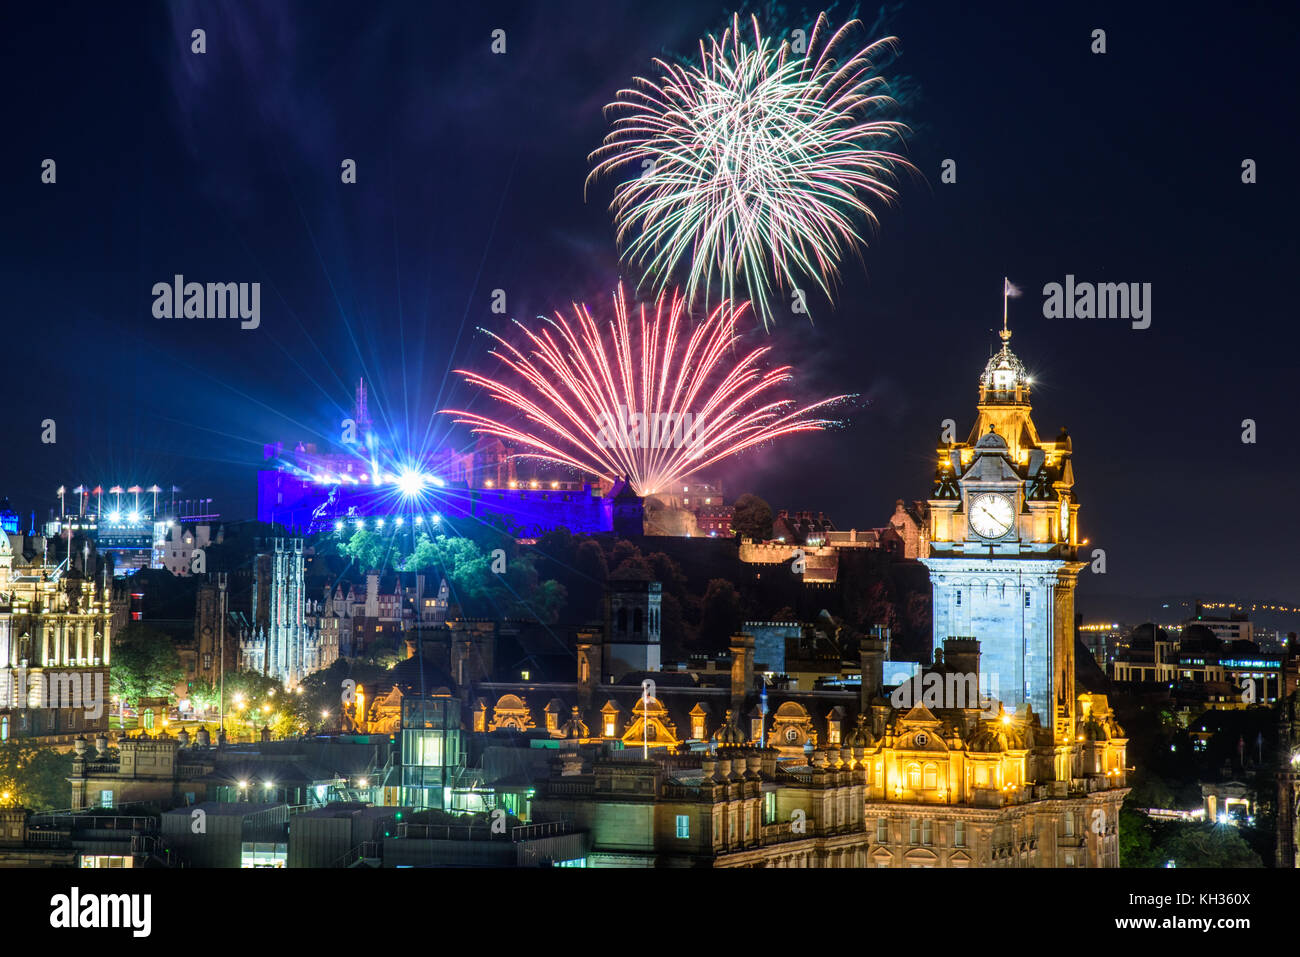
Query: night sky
3 1 1297 613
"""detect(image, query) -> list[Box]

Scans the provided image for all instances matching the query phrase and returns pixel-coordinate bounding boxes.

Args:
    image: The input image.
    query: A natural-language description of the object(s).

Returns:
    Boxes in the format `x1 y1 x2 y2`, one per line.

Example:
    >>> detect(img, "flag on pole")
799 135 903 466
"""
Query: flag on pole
1004 278 1022 298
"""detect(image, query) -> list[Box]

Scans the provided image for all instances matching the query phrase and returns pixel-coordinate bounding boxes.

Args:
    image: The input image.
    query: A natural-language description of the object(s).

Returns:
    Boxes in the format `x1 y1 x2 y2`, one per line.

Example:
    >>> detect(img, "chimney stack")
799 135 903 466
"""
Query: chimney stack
730 634 755 707
859 633 888 710
577 632 602 705
942 636 981 678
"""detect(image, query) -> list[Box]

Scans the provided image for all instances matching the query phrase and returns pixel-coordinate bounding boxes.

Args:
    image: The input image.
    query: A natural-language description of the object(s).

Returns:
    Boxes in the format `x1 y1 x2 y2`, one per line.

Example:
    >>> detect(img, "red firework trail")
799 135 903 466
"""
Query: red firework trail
441 285 850 497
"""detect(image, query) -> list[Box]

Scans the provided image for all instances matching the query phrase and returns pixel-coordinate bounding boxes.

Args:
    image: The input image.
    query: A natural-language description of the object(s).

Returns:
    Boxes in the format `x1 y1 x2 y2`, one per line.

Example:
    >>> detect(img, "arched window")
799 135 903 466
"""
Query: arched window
923 764 938 789
907 763 922 789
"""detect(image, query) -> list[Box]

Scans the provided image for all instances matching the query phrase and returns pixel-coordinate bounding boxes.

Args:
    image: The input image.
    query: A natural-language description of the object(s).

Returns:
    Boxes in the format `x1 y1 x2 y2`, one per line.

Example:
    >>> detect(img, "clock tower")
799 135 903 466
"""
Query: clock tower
920 314 1084 753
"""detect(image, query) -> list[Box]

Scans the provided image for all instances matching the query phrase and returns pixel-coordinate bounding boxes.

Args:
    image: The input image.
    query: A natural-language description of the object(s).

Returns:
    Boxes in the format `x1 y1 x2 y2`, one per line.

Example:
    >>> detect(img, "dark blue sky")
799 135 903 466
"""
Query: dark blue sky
3 0 1297 607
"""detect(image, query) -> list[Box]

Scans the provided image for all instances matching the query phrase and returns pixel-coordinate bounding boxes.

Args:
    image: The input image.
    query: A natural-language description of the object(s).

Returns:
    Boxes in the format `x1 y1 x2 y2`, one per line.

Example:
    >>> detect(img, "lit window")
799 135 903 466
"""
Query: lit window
604 721 616 737
676 815 690 839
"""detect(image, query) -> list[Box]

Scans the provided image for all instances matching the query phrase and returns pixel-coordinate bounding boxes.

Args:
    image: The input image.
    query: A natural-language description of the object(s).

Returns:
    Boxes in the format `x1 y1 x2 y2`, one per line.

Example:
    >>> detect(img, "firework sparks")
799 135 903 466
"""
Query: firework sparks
441 286 849 497
587 12 913 328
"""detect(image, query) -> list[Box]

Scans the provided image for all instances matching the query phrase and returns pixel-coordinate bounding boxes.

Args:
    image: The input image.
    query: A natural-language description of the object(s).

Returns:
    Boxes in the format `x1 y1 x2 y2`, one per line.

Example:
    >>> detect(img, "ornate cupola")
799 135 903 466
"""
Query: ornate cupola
979 323 1031 404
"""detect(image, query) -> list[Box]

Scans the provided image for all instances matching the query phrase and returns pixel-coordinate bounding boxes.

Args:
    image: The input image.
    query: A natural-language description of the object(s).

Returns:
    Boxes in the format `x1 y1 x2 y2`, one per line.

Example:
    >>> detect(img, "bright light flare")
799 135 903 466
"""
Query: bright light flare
396 468 428 499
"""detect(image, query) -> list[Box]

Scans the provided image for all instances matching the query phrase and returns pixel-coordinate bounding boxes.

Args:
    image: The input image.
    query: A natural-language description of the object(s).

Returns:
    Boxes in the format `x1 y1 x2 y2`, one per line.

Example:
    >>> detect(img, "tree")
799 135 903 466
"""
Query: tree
658 592 690 657
611 555 654 579
699 578 743 648
340 528 396 573
864 580 899 633
569 539 609 619
0 743 73 810
646 552 688 598
1119 806 1159 868
110 623 183 708
186 678 219 714
1157 821 1262 868
403 532 567 623
731 493 774 541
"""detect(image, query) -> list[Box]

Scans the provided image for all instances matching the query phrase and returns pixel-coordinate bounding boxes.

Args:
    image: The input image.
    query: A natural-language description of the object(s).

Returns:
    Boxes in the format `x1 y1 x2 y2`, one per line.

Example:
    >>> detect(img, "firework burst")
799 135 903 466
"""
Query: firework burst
441 286 849 497
586 13 913 329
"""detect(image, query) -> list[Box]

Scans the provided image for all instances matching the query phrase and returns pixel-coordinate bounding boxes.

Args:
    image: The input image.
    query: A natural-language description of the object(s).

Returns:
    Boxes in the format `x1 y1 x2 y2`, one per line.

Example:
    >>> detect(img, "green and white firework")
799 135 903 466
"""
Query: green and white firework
587 12 913 328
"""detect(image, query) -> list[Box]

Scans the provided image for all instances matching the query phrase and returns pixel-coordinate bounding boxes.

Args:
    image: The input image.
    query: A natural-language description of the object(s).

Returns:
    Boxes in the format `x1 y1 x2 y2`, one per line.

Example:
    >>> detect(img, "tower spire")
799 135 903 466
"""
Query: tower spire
354 377 373 447
1001 277 1019 346
355 378 369 426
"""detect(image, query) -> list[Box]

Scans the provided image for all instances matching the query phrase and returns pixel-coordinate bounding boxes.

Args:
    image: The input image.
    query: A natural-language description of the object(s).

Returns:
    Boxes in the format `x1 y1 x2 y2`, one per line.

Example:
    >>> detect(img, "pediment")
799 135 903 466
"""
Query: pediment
901 704 940 725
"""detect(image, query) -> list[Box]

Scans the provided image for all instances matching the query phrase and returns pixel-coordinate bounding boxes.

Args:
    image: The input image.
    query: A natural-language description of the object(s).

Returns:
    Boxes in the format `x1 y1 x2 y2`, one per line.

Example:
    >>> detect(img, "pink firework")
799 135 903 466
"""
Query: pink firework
441 285 848 497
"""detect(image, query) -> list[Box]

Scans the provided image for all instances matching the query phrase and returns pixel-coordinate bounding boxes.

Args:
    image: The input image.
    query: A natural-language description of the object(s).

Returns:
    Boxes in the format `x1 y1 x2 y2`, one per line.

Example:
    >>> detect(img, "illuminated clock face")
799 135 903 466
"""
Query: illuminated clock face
785 727 800 743
969 492 1015 539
